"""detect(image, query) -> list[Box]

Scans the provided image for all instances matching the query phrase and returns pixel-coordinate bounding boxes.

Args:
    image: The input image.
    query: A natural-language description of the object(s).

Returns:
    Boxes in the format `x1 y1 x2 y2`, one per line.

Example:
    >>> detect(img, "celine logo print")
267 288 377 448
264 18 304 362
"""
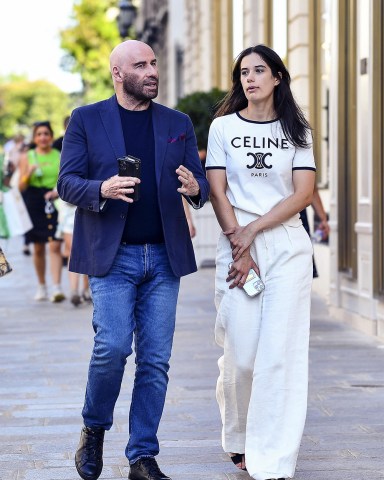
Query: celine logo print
246 152 272 169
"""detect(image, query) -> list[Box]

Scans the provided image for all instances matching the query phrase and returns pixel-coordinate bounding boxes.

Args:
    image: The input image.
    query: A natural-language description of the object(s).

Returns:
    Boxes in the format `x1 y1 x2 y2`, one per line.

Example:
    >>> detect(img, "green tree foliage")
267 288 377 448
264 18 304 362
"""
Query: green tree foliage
60 0 121 103
175 88 227 151
0 79 70 145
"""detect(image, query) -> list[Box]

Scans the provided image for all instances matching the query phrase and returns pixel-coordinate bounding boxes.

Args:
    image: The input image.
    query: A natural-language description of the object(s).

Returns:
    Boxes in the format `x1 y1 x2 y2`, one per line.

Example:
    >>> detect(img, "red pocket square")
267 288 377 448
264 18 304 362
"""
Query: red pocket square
168 133 186 143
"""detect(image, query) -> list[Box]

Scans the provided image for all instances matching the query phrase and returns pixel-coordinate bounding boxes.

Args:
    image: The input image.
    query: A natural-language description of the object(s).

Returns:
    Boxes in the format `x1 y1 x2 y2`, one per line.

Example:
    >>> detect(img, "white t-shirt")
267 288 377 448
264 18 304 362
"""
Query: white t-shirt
206 113 316 217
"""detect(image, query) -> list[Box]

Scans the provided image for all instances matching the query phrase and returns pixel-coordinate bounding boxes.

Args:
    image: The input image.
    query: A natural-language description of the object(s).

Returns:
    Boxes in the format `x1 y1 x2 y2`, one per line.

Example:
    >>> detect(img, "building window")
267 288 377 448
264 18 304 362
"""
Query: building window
272 0 287 60
319 0 332 187
337 0 357 277
373 0 384 296
233 0 244 57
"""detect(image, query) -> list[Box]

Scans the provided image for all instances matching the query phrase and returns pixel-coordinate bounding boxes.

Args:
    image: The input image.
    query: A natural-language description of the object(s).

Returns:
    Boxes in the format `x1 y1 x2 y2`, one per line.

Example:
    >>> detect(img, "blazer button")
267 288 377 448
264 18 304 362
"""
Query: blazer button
120 213 126 220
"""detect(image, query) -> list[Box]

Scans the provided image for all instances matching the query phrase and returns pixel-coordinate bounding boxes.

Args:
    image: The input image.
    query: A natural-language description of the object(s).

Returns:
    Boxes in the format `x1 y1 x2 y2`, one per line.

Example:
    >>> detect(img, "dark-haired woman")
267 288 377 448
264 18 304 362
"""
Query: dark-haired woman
19 122 65 303
206 45 316 480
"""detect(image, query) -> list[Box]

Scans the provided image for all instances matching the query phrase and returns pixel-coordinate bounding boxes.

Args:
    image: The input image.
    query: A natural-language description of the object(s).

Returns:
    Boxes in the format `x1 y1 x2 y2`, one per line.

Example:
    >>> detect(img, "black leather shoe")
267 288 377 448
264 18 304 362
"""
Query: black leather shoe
128 457 171 480
75 426 105 480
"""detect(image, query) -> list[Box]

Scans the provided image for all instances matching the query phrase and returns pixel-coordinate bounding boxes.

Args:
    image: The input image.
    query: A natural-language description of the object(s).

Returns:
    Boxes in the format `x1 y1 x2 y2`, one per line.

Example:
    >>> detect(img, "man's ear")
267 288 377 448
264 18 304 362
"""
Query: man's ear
112 66 123 82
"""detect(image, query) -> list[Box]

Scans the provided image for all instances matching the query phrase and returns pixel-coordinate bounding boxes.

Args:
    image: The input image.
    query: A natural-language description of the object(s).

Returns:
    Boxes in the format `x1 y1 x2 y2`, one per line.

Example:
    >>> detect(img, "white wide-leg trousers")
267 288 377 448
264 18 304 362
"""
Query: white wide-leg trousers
214 209 313 480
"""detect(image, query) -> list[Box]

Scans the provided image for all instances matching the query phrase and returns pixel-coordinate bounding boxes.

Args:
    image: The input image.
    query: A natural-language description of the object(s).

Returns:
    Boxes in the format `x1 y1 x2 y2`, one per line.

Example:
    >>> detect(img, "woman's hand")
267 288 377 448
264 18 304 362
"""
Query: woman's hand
226 250 260 289
318 218 330 241
224 224 256 261
44 190 59 201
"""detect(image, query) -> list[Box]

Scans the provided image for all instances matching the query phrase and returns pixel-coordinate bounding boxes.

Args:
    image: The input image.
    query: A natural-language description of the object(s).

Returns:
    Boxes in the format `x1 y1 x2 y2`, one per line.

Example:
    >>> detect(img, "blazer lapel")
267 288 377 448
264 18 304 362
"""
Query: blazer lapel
152 103 170 186
99 96 126 159
98 99 169 186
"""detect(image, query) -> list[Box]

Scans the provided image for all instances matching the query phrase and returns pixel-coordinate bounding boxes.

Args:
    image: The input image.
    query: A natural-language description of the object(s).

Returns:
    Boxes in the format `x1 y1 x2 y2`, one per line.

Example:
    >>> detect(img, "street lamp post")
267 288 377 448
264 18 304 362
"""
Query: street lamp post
117 0 137 39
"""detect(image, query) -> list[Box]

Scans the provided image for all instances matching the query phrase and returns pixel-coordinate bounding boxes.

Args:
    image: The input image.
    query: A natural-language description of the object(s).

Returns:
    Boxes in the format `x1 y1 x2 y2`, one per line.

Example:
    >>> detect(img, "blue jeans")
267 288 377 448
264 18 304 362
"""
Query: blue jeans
83 243 180 464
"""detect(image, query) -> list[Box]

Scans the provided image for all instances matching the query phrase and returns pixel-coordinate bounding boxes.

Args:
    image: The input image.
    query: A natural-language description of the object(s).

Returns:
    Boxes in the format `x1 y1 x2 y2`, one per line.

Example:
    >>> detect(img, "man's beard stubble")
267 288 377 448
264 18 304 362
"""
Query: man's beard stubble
122 73 159 101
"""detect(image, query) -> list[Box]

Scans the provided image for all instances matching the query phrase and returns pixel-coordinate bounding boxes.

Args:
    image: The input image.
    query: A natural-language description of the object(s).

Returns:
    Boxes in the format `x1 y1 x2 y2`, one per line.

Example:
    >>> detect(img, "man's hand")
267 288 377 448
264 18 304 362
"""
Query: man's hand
100 175 140 203
176 165 200 197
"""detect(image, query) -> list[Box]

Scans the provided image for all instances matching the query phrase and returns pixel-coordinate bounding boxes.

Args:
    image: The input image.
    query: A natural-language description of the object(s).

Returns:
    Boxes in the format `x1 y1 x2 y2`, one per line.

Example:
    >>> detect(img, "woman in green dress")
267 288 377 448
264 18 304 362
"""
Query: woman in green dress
19 121 64 302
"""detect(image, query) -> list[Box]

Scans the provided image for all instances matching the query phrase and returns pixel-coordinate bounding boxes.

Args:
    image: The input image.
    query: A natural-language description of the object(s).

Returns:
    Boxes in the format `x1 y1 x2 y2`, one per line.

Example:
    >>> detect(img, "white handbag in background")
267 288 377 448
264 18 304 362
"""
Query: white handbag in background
2 188 33 237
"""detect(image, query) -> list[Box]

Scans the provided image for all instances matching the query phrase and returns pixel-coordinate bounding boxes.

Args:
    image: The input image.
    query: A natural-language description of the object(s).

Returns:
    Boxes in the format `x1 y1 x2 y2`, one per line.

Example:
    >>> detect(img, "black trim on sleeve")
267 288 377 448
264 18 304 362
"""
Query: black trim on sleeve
292 167 316 171
205 166 226 170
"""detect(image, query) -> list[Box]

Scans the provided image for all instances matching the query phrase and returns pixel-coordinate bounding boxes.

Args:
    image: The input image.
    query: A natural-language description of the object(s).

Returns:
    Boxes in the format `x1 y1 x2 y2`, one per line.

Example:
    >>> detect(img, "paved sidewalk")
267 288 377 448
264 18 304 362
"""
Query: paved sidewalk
0 238 384 480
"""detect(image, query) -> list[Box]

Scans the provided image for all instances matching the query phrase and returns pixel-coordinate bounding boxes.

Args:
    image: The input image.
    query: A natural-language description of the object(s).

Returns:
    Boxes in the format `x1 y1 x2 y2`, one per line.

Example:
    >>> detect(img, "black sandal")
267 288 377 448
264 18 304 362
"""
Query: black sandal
229 453 247 471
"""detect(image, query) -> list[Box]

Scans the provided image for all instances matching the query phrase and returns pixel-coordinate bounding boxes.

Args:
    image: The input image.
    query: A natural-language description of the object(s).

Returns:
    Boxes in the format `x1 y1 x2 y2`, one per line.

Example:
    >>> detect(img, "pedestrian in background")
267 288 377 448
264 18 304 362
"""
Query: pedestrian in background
56 199 91 306
18 121 65 302
58 40 209 480
1 135 32 255
53 116 91 306
206 44 316 480
182 197 196 238
3 133 25 187
52 116 70 152
300 184 330 277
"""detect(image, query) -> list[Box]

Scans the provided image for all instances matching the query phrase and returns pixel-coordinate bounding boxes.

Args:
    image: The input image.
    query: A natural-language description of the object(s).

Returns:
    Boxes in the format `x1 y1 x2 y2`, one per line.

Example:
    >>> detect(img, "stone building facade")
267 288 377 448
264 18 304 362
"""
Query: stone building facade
134 0 384 337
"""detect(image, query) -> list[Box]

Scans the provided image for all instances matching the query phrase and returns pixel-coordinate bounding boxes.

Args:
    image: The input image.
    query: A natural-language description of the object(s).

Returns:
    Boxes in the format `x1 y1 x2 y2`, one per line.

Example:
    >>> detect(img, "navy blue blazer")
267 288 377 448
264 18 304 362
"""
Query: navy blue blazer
57 96 209 277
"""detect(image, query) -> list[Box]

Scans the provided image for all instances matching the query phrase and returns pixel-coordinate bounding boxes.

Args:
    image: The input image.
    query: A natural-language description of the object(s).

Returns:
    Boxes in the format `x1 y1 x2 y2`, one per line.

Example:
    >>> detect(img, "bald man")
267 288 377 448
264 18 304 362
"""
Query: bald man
58 40 209 480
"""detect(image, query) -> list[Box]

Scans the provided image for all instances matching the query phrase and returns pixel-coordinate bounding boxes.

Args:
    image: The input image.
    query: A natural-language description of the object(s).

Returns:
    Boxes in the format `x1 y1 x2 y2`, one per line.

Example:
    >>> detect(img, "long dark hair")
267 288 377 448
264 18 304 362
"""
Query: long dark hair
215 45 312 148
